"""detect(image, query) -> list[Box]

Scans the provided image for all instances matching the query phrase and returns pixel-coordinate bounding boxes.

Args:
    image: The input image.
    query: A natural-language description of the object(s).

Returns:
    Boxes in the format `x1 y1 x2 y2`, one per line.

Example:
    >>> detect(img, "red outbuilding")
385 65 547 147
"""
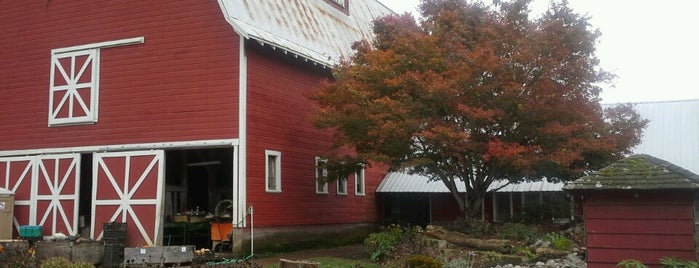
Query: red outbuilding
0 0 391 251
565 154 699 268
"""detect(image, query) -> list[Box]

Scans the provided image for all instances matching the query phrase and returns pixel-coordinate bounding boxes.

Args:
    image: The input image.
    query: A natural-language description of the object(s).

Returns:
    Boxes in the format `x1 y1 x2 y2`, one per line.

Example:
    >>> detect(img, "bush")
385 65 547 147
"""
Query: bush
617 259 648 268
659 256 699 268
496 223 538 242
406 255 442 268
40 257 73 268
39 256 96 268
364 225 418 261
71 262 96 268
545 233 573 251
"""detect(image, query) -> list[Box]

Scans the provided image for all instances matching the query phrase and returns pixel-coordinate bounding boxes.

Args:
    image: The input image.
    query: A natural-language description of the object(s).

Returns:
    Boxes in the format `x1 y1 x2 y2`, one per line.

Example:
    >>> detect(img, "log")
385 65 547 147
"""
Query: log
424 225 512 253
279 259 320 268
534 247 569 258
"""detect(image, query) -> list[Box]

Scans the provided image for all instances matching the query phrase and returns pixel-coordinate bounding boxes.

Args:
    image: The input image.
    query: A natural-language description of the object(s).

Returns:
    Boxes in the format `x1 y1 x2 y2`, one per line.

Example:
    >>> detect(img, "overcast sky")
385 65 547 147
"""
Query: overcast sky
379 0 699 104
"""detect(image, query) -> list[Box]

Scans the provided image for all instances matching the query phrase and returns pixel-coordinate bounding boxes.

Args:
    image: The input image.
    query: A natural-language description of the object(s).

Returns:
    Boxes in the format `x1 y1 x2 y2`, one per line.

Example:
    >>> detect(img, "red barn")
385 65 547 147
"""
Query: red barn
565 154 699 268
0 0 391 249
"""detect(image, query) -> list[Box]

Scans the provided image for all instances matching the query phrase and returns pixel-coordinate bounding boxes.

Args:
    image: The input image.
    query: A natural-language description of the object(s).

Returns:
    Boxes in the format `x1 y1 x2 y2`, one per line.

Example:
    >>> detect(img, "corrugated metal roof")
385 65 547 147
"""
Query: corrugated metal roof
218 0 392 66
625 99 699 175
376 172 563 193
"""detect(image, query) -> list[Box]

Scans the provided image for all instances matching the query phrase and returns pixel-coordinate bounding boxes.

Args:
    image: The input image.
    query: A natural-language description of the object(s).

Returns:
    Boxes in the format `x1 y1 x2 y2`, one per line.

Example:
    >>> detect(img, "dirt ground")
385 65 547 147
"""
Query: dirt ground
250 244 369 267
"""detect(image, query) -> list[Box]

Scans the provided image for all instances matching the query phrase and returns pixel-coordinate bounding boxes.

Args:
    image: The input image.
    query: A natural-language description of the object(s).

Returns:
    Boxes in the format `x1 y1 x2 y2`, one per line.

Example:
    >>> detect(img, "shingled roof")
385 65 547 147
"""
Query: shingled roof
564 154 699 190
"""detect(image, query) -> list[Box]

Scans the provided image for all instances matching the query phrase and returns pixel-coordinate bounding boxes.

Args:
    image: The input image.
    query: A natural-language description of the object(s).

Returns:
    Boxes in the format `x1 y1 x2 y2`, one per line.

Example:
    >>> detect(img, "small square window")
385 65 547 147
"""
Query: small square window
265 150 281 192
315 157 328 194
355 167 365 196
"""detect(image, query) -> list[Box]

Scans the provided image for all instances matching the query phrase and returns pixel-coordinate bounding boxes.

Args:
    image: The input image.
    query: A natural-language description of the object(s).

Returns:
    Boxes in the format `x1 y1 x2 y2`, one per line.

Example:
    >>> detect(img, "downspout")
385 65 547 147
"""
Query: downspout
237 36 248 227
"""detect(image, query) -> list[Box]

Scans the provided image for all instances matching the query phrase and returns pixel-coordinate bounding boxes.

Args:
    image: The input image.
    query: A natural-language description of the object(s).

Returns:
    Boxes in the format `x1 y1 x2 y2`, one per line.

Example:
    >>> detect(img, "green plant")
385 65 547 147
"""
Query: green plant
617 259 648 268
406 255 442 268
496 223 538 242
544 232 574 251
513 246 537 260
363 225 413 261
441 252 479 268
40 257 72 268
71 262 96 268
659 256 699 268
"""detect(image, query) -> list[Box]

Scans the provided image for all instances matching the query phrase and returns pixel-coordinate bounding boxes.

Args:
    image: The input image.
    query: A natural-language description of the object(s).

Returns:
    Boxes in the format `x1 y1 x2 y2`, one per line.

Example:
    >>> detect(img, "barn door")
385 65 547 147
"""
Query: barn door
0 156 35 235
91 150 164 246
35 154 81 236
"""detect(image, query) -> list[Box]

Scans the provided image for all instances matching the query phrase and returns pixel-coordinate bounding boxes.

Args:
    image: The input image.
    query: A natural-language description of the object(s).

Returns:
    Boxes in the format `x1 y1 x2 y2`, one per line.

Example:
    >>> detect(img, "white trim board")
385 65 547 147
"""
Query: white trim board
52 37 144 54
0 139 239 157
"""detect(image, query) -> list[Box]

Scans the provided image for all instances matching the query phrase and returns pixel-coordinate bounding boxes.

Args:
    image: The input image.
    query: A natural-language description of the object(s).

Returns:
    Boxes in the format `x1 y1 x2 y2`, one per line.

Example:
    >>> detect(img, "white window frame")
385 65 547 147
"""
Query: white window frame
315 157 328 194
265 150 281 193
48 37 144 126
355 167 365 196
49 49 100 126
337 178 347 195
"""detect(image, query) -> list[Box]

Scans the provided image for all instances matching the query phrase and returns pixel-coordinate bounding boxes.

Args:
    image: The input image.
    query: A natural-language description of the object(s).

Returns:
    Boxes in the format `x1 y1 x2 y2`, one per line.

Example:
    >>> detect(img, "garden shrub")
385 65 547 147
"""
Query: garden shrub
496 223 538 242
39 256 96 268
40 257 73 268
364 225 419 261
659 256 699 268
406 255 442 268
545 233 573 251
441 252 479 268
617 259 648 268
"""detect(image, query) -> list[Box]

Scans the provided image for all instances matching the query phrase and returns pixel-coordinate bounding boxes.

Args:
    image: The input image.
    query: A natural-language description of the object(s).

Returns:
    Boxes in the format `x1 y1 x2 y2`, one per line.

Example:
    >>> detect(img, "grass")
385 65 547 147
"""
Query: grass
263 257 381 268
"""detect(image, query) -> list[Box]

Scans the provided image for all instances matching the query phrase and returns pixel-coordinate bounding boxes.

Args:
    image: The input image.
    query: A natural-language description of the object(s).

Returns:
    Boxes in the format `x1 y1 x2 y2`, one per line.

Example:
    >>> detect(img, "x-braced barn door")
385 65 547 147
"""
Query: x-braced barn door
36 154 81 236
91 150 164 246
0 156 35 235
0 154 80 236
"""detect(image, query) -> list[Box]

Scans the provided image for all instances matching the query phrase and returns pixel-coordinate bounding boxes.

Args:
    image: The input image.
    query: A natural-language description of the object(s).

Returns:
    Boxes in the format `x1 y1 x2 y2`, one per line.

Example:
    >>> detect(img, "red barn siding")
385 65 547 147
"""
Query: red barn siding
0 0 239 151
244 46 382 227
584 191 696 268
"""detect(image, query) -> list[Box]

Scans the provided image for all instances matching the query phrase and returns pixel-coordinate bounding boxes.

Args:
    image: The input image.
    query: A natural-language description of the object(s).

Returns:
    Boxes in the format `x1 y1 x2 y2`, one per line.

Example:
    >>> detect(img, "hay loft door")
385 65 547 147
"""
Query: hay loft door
91 150 164 246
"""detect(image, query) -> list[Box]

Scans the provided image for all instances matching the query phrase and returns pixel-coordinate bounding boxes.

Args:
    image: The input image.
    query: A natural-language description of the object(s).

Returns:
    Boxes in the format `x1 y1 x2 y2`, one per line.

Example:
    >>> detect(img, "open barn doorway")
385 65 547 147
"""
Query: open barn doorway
163 148 234 249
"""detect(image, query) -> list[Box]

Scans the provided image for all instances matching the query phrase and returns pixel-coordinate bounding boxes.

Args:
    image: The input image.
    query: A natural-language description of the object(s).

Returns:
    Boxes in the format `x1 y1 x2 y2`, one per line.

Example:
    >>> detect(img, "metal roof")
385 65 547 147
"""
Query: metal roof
625 99 699 175
376 172 563 193
218 0 393 67
565 154 699 190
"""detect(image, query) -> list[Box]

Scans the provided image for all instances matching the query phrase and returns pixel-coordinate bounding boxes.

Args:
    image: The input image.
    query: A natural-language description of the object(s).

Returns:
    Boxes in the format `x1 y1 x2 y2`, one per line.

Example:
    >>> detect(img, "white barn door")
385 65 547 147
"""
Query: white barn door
0 156 35 235
35 154 81 236
91 150 164 246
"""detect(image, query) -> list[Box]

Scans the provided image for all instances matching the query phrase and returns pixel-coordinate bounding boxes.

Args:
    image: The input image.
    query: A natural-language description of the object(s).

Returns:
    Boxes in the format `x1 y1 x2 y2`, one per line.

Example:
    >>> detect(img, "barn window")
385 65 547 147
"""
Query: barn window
48 37 144 126
265 150 281 192
315 157 328 194
325 0 349 13
355 167 365 196
337 178 347 195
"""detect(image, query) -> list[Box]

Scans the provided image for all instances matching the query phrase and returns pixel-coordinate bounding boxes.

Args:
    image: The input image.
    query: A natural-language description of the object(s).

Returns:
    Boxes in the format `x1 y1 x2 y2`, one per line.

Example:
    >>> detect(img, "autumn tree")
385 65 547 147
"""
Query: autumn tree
311 0 647 217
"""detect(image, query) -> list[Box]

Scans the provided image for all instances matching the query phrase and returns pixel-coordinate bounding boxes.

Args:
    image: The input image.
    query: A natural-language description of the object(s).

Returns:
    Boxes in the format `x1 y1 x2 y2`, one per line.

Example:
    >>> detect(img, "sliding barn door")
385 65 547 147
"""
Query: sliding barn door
91 150 164 246
0 156 35 235
35 154 81 236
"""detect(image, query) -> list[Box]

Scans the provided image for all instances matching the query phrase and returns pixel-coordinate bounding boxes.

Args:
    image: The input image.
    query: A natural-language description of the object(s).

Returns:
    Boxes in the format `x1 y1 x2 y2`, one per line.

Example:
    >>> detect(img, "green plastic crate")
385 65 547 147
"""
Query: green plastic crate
19 225 42 238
